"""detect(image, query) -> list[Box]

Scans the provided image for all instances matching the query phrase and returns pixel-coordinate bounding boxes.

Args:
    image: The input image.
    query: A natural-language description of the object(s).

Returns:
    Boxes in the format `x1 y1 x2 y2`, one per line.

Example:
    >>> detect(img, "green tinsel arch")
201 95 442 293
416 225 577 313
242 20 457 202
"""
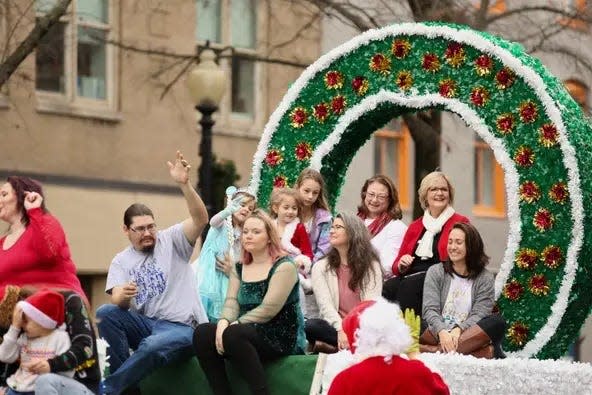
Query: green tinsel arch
248 22 592 359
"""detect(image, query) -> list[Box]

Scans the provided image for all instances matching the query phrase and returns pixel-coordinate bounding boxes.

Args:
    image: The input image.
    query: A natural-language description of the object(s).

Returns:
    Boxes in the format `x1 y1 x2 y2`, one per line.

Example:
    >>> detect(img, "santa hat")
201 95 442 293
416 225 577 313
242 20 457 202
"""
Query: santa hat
0 285 22 329
342 298 412 360
17 290 65 329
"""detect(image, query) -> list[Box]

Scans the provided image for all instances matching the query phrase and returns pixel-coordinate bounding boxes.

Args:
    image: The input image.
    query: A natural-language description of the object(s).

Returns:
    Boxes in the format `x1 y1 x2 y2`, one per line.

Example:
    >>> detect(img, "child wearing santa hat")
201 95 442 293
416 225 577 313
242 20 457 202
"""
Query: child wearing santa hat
328 298 449 395
0 290 74 395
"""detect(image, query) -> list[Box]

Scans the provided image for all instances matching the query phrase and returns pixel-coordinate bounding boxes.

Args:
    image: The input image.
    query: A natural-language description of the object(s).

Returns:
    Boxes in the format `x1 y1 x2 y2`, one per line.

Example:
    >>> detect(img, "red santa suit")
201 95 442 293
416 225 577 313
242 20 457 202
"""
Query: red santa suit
328 299 449 395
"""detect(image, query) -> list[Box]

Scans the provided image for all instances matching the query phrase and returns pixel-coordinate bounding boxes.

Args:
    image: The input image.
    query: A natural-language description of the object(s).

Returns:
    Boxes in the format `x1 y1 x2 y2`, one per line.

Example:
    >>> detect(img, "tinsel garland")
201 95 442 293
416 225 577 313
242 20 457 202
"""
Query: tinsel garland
247 22 592 359
320 351 592 395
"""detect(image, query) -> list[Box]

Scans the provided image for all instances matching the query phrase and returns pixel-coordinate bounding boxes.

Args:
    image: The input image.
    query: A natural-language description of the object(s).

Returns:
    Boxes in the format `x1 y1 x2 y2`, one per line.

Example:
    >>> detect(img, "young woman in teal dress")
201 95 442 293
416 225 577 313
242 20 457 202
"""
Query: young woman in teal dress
192 209 306 395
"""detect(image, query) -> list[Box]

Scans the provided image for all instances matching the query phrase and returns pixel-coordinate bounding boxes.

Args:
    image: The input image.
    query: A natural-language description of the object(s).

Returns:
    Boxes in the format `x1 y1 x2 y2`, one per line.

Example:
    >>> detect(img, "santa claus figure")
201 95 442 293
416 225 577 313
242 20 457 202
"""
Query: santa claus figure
328 299 449 395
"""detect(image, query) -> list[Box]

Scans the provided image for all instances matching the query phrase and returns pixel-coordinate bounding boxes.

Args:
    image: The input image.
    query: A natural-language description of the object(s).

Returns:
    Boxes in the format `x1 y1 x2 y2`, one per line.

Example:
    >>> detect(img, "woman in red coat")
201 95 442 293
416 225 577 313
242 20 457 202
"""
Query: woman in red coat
382 171 469 317
0 177 86 298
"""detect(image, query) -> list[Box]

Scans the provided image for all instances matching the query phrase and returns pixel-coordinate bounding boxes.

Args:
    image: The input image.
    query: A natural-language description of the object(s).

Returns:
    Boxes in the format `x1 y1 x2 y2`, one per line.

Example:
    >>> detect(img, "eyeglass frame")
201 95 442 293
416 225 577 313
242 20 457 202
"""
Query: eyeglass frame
365 192 390 202
428 187 449 194
128 223 157 234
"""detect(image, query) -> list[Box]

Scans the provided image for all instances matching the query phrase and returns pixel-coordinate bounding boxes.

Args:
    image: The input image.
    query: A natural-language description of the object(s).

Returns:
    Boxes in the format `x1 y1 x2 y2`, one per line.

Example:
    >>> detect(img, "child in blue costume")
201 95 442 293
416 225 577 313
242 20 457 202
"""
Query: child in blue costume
195 187 256 322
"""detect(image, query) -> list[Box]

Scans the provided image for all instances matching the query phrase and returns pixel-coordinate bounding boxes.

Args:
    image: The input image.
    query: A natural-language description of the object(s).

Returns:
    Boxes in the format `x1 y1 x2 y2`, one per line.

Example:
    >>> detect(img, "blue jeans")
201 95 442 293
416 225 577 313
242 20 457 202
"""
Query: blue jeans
35 374 94 395
7 389 34 395
96 304 194 395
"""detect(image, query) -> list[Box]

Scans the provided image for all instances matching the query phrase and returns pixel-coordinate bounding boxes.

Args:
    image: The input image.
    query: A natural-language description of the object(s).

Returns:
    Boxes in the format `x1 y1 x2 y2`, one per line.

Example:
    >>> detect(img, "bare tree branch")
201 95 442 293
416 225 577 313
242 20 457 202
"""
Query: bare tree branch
532 45 592 75
304 0 373 31
487 5 590 25
473 0 491 30
2 0 36 62
158 58 195 101
0 0 72 88
267 10 322 53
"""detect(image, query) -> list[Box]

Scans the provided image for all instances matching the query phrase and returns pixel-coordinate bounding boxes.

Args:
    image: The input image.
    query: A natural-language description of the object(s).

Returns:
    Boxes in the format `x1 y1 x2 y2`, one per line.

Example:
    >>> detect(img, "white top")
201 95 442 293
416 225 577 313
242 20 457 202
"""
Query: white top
106 223 208 326
0 325 73 392
442 273 474 330
364 218 407 277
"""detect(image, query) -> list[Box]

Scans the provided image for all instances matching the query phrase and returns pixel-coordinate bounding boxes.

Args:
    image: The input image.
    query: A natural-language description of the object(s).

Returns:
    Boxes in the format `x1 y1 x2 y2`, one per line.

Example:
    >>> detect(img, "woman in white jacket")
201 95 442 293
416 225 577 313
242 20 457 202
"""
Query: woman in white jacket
305 212 383 353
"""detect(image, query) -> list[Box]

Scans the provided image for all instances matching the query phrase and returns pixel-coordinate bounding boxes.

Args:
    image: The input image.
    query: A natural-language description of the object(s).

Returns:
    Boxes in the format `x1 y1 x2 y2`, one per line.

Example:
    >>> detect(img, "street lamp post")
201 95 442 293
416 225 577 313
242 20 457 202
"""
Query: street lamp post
186 45 226 235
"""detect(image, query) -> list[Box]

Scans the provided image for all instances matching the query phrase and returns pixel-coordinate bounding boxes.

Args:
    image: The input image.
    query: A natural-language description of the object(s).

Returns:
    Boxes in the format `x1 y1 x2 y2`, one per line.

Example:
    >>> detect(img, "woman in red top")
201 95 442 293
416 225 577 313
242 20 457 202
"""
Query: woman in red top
0 177 86 299
382 171 468 318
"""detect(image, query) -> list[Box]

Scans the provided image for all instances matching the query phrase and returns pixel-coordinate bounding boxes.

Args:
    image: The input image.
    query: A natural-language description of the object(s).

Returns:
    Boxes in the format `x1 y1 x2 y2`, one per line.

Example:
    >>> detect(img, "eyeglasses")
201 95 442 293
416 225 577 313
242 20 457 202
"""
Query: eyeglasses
330 224 345 231
428 187 449 194
129 223 157 234
365 192 389 202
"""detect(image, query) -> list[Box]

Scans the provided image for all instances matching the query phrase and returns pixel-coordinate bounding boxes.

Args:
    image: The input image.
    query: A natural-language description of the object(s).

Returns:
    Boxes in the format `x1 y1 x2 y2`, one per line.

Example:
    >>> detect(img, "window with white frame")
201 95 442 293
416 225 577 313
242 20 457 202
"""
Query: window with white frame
35 0 113 106
196 0 257 118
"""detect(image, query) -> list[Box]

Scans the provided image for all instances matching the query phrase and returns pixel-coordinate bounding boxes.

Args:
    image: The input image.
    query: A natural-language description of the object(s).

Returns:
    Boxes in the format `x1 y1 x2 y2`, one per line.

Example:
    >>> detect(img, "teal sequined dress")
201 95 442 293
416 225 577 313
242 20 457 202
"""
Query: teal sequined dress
236 257 307 355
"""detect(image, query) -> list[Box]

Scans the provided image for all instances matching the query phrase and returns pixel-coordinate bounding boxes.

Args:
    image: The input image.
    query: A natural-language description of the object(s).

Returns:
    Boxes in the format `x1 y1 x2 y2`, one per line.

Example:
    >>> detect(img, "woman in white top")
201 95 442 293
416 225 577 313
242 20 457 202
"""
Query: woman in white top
357 175 407 279
421 222 505 358
306 212 383 353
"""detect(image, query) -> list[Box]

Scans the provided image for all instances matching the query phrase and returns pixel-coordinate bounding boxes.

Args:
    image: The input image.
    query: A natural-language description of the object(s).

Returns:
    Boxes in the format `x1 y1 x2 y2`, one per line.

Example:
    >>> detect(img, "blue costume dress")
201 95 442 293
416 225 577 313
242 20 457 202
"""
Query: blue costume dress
195 214 239 323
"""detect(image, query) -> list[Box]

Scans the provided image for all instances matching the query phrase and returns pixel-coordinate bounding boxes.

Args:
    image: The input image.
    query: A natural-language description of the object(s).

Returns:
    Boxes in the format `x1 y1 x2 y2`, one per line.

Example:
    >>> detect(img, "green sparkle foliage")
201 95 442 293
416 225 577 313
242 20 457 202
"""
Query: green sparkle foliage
253 22 592 359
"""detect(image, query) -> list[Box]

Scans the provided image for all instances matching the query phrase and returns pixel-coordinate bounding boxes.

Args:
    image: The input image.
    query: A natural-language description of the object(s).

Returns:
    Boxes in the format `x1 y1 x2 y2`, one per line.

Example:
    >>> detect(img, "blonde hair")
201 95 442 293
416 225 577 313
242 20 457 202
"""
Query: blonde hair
417 171 455 210
241 209 287 264
269 188 302 219
294 168 330 212
225 190 256 262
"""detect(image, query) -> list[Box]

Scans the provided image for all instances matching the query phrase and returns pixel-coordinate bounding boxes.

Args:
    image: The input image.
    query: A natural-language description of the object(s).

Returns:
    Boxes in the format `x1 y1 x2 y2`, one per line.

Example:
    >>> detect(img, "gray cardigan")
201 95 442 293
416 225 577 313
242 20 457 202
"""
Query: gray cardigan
422 263 494 337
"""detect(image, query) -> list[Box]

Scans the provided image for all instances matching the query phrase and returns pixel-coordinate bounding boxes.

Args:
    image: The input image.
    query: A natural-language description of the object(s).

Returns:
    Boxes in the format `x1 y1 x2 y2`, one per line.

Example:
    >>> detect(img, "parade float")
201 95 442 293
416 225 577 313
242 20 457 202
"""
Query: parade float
142 22 592 394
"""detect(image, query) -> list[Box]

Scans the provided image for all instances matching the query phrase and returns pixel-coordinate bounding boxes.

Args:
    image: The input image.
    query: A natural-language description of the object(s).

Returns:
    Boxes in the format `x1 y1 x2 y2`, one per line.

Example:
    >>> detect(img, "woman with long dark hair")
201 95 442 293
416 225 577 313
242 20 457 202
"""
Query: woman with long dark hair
305 212 382 352
421 222 505 358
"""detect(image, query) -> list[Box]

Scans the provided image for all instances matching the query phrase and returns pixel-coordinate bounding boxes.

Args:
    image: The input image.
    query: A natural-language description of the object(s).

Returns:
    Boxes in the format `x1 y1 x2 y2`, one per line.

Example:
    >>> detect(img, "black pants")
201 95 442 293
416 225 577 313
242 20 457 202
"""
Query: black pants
193 323 280 395
304 319 337 347
382 271 427 317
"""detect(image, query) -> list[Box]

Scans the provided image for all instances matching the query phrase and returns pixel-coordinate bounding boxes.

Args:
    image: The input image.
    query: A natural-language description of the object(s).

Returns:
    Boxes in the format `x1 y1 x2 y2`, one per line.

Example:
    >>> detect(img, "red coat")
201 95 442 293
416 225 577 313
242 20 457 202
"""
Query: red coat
328 356 449 395
291 223 313 261
391 213 469 276
0 208 86 299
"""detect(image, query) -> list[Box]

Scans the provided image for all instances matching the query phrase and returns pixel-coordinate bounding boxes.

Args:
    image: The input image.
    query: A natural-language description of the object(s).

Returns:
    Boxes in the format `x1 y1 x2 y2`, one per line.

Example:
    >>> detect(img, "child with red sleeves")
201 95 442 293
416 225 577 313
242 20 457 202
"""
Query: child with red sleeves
328 299 449 395
269 188 314 289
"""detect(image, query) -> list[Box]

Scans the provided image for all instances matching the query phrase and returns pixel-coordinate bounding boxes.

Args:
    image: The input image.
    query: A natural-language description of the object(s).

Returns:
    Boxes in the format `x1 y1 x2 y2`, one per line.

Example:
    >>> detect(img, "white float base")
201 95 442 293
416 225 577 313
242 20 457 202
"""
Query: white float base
313 351 592 394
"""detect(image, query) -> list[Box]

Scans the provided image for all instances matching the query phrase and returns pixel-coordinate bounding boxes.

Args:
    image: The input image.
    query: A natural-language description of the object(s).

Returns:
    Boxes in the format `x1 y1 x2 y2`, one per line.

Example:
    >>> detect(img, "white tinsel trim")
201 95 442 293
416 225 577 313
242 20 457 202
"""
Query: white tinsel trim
17 300 57 329
353 298 412 360
97 337 110 380
319 352 592 394
248 23 584 358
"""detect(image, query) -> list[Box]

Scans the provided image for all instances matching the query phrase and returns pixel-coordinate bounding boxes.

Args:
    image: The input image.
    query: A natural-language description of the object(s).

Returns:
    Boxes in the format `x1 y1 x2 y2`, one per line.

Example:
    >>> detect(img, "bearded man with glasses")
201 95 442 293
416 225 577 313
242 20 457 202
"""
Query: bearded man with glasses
96 151 209 395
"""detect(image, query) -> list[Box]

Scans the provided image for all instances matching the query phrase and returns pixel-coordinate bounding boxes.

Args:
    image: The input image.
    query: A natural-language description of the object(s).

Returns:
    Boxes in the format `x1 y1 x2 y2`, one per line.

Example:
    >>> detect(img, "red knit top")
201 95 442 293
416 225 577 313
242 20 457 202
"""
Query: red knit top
328 356 450 395
291 223 313 260
391 213 469 276
0 208 86 298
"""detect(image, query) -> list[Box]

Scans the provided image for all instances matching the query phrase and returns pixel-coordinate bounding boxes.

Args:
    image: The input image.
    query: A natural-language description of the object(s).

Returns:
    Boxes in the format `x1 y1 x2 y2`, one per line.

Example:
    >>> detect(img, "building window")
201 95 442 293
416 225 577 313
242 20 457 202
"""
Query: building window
374 120 410 209
35 0 115 114
196 0 257 119
474 135 505 217
564 79 589 112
